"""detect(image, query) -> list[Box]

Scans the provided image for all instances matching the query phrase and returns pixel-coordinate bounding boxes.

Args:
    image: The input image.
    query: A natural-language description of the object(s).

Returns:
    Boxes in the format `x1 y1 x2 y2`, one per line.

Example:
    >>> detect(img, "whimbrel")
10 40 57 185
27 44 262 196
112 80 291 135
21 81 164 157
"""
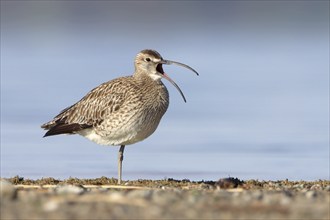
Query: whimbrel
41 49 199 184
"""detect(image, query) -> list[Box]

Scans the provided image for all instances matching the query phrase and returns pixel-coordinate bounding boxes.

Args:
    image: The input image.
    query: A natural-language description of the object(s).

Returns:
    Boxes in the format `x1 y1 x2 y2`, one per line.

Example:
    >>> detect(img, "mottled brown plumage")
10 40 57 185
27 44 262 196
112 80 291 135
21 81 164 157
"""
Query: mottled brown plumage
41 49 198 184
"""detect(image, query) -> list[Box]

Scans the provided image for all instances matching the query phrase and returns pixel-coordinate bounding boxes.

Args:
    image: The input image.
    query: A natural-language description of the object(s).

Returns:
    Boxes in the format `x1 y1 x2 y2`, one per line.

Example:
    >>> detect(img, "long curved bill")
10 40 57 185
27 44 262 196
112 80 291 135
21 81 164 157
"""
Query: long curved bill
161 73 187 103
159 59 199 103
162 60 199 76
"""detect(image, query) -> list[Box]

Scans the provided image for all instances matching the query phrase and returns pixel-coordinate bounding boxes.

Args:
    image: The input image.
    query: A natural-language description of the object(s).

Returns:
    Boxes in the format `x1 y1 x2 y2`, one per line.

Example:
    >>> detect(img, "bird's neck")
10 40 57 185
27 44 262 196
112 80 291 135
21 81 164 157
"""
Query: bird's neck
133 69 162 82
135 73 168 110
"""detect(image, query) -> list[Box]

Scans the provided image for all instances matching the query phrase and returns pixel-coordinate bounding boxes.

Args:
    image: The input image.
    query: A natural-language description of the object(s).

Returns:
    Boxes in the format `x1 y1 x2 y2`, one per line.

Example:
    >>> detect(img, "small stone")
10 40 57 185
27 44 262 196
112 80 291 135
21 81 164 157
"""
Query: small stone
251 190 263 200
293 183 305 189
152 190 179 205
282 190 293 198
280 191 293 205
0 180 17 200
127 190 153 200
280 196 292 205
187 193 199 204
310 184 322 190
108 191 125 201
198 183 211 190
55 184 85 195
305 190 317 199
43 200 59 212
240 191 253 203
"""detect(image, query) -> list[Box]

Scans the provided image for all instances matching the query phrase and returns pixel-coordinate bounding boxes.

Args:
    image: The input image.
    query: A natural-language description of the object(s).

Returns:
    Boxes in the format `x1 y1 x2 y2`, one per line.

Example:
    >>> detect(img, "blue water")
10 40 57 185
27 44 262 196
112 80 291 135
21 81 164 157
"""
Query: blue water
1 1 329 181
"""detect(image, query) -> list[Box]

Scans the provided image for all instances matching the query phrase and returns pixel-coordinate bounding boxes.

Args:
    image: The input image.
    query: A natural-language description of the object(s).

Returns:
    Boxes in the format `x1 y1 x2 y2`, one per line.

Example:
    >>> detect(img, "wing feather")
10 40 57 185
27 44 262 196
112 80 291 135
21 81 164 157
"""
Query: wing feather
41 77 131 136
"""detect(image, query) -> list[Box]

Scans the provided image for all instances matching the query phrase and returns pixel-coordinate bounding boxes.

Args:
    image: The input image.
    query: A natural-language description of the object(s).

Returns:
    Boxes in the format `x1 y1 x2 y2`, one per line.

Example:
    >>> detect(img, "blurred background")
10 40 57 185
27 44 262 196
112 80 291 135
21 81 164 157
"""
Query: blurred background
1 1 329 181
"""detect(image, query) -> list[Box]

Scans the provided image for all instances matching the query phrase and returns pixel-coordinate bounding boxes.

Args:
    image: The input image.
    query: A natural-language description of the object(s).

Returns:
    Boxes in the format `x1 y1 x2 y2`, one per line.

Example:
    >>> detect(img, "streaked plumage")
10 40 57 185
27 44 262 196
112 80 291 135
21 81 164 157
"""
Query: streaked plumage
41 49 198 184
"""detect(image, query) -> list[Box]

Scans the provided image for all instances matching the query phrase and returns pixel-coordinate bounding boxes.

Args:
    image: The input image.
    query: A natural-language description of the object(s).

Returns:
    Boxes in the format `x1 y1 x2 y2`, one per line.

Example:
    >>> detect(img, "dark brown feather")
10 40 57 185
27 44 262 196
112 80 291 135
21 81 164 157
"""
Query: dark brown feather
43 121 92 137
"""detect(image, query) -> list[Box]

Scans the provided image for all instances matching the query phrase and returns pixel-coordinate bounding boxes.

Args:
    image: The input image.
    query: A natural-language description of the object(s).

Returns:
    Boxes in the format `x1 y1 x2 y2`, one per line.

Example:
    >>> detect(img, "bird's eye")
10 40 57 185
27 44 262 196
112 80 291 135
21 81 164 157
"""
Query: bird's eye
145 58 151 62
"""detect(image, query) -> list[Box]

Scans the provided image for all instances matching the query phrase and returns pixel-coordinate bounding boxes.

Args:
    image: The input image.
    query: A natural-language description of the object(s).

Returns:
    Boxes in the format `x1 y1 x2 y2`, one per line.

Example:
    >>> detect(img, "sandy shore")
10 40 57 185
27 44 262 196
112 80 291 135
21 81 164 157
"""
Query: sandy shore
1 176 329 219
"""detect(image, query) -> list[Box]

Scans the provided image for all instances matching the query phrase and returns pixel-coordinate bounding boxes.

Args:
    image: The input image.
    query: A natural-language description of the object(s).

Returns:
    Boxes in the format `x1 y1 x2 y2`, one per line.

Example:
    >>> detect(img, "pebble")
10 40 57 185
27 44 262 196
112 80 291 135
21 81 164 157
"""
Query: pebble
152 190 180 205
282 190 293 198
274 183 280 188
240 191 253 203
198 183 211 190
280 192 293 205
43 200 59 212
127 189 153 200
0 180 17 200
294 183 305 189
54 184 86 195
108 191 125 201
251 190 263 200
305 190 317 199
310 184 322 190
261 193 275 205
187 193 199 204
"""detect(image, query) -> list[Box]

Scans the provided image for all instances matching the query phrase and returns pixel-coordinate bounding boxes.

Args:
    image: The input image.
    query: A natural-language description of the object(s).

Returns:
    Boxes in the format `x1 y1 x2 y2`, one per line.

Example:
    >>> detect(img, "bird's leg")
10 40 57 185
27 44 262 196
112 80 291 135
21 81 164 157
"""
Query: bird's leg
118 145 125 184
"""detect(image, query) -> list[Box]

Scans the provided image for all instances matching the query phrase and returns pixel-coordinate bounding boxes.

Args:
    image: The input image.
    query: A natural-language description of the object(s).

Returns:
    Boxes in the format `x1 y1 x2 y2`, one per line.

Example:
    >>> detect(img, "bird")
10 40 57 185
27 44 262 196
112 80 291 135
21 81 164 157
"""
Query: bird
41 49 199 184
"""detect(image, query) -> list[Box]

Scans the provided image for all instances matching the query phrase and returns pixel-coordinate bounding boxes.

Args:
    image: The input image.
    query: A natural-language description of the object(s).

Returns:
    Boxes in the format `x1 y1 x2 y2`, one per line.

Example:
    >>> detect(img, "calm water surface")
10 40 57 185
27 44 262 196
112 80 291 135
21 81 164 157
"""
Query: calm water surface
1 1 329 181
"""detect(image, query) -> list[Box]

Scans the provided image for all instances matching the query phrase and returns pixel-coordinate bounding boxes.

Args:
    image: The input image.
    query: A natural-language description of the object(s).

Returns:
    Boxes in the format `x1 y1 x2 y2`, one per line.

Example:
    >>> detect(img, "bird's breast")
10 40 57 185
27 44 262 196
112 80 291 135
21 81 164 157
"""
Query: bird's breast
123 83 169 144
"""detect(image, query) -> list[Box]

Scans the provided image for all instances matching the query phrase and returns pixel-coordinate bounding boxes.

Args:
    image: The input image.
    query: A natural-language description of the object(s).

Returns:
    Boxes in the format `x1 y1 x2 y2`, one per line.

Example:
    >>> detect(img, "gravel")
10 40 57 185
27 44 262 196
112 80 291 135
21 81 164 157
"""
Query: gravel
1 177 329 219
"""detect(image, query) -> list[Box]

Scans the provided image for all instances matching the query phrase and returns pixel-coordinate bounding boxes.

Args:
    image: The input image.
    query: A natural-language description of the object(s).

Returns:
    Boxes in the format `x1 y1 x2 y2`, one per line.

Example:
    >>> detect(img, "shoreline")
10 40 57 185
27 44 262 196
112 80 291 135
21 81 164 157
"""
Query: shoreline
1 176 329 219
2 176 330 190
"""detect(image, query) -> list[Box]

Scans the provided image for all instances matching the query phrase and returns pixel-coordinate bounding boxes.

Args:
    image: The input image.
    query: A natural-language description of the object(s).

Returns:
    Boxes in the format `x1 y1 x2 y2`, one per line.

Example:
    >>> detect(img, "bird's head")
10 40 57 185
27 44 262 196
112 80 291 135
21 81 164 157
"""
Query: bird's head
134 49 199 102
